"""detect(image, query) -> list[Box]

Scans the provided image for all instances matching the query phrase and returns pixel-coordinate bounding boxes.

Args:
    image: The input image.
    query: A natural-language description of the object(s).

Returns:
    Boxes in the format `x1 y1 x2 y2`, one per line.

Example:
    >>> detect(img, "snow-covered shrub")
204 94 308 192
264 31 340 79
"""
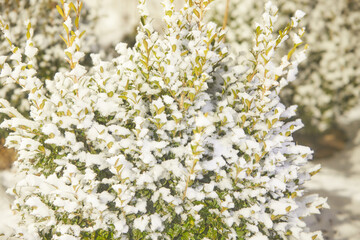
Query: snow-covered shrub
211 0 360 132
0 0 327 239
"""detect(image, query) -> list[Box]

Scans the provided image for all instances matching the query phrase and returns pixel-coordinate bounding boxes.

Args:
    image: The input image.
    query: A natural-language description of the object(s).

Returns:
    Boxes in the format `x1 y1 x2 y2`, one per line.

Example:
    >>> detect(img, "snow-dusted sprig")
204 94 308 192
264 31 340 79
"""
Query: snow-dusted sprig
217 2 328 239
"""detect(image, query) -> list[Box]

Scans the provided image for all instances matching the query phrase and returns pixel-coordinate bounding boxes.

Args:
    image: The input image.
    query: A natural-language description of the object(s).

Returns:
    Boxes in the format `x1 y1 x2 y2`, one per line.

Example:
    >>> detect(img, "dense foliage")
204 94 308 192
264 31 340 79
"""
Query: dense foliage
0 0 327 239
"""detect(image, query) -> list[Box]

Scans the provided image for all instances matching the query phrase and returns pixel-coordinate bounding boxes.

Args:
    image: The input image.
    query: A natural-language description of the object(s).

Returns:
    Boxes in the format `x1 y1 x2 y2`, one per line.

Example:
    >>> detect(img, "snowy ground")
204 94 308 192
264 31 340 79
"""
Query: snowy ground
1 141 360 239
305 144 360 240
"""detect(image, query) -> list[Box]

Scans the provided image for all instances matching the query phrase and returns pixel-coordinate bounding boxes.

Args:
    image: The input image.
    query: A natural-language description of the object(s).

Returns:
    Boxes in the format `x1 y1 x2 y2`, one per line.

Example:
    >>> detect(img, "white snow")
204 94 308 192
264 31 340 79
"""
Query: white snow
162 95 174 105
0 63 11 77
294 10 306 20
133 216 149 232
292 33 303 45
24 43 38 59
304 144 360 240
0 56 7 65
150 214 163 231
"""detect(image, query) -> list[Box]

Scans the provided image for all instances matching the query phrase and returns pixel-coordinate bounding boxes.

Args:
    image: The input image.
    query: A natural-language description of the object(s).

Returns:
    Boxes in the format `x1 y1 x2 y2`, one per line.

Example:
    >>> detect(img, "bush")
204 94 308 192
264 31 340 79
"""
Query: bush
211 0 360 132
0 0 327 239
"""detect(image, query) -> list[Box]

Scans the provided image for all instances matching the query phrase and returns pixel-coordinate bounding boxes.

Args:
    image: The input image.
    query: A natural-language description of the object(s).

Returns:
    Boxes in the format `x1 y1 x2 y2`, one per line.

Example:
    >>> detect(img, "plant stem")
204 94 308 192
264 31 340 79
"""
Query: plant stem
222 0 230 30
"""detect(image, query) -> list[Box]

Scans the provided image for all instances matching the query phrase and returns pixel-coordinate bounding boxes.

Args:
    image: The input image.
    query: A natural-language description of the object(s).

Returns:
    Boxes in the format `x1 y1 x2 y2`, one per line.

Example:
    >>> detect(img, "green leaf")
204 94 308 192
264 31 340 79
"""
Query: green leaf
59 34 68 45
56 5 64 18
65 51 72 60
63 23 69 34
193 9 200 18
79 30 86 39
